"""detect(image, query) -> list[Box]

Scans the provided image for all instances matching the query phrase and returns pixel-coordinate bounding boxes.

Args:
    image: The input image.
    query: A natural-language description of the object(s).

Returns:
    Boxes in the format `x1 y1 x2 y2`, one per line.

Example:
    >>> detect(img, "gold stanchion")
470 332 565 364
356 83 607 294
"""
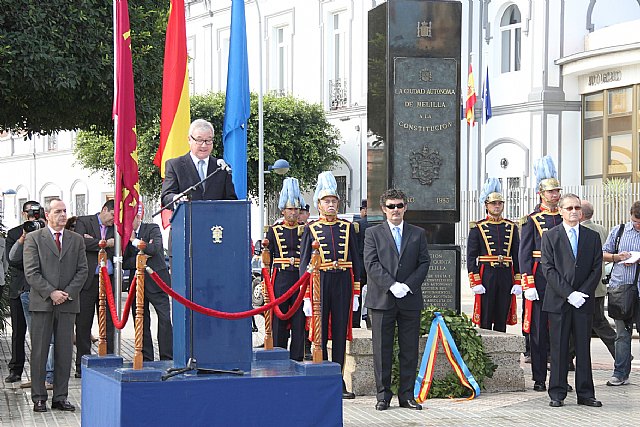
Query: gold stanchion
311 241 323 363
261 239 273 350
133 241 147 370
98 240 108 356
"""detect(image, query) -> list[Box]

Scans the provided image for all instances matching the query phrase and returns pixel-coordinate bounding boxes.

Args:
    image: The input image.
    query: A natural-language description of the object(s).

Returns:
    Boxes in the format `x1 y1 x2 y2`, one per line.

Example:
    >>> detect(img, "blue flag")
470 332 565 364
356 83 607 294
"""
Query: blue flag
483 68 492 123
223 0 250 199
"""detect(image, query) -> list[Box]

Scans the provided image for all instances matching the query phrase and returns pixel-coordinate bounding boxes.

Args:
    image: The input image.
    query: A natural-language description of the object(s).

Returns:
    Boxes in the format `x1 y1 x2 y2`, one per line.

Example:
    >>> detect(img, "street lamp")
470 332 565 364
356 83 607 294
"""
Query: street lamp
259 159 290 237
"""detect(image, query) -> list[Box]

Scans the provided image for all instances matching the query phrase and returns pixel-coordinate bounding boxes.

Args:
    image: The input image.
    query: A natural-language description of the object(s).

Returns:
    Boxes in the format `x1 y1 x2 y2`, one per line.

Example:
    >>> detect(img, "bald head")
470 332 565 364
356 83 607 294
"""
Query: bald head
580 200 594 221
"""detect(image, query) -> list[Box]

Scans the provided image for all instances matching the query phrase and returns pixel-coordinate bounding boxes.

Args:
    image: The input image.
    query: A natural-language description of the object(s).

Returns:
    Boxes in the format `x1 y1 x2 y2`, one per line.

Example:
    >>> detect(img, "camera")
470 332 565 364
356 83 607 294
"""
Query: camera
25 204 44 220
23 219 45 233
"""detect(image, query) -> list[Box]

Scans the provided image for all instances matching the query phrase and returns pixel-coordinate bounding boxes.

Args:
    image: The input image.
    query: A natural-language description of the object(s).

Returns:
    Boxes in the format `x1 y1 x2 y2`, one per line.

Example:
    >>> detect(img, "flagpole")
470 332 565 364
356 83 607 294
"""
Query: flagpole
112 0 122 355
256 0 265 237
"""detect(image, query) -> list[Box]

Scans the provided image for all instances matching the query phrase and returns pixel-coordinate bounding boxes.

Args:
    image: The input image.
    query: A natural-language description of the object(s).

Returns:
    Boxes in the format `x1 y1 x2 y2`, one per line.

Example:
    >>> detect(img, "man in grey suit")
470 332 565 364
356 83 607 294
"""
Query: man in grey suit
541 193 603 408
23 198 88 413
364 189 430 411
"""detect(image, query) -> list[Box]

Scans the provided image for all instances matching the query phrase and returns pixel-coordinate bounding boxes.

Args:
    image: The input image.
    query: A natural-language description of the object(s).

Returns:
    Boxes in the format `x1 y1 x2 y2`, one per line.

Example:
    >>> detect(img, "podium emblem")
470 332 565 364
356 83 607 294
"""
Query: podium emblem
211 225 224 243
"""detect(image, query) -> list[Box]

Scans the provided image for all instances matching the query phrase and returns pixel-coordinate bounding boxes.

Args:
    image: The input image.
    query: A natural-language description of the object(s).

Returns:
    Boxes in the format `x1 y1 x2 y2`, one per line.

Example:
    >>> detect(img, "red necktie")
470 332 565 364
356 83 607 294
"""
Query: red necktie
54 232 62 252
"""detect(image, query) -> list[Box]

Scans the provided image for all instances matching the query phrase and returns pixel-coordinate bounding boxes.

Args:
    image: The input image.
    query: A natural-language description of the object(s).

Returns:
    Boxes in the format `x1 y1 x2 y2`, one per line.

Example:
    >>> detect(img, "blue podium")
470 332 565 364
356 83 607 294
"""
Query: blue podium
80 200 343 426
171 200 252 372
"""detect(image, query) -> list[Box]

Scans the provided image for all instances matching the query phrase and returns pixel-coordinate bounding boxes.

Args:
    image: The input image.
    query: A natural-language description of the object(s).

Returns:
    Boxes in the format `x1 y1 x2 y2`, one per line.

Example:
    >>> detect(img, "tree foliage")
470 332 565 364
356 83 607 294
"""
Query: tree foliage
75 92 341 200
0 0 167 135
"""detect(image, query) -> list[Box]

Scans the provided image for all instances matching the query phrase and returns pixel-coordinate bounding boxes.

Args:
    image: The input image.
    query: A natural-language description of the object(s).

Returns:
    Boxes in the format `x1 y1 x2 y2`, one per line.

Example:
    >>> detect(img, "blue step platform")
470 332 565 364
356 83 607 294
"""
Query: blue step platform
80 351 343 427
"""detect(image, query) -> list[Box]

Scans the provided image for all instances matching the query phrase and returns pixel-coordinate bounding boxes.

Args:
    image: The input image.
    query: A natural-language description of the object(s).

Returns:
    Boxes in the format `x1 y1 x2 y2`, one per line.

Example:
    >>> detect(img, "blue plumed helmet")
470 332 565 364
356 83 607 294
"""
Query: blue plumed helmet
313 171 340 208
479 177 503 204
277 177 306 210
533 155 561 192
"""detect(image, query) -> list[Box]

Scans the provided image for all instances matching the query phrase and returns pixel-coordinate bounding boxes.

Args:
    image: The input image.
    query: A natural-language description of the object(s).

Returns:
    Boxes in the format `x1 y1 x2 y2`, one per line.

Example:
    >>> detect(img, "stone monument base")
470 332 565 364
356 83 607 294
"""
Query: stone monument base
336 327 525 396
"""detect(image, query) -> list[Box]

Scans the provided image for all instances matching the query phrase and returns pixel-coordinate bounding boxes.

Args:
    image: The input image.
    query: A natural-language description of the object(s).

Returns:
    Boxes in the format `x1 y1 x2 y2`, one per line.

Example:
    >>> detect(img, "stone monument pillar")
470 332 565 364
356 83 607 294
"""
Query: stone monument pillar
367 0 462 312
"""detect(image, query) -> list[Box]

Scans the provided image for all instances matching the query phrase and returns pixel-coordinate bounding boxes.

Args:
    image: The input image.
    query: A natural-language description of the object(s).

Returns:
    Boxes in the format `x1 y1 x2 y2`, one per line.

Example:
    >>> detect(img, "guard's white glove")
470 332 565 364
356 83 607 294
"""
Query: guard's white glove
524 288 539 301
389 282 408 298
567 291 589 309
510 285 523 296
303 298 312 317
352 297 359 312
471 285 486 295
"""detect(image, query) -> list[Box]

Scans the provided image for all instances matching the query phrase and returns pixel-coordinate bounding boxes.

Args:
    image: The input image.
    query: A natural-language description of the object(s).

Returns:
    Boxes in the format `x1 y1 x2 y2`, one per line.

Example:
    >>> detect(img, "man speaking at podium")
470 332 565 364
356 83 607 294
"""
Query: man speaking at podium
161 119 237 207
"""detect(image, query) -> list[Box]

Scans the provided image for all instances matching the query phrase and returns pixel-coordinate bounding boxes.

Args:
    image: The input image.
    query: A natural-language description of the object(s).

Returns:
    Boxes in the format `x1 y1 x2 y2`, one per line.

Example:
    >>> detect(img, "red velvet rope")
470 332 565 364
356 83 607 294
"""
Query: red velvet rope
263 267 308 320
147 268 310 319
100 267 137 330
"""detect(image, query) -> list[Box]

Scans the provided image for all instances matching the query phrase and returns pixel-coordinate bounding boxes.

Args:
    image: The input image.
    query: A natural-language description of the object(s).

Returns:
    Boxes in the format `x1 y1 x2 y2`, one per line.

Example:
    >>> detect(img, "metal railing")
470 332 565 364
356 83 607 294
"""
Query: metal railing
455 184 640 264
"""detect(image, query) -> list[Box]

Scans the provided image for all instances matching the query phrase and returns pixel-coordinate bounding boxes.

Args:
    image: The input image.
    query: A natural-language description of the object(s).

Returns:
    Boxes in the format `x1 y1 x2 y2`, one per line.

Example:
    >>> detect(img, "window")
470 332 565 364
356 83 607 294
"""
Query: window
188 36 196 94
269 26 289 97
582 86 639 183
328 12 348 110
75 194 86 216
47 134 58 151
335 175 347 214
218 31 230 91
500 5 522 73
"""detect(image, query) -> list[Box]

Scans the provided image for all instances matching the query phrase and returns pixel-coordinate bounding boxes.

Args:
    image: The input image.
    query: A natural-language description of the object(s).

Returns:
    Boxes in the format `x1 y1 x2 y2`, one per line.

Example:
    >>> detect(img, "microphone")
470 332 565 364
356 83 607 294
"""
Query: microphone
217 159 232 173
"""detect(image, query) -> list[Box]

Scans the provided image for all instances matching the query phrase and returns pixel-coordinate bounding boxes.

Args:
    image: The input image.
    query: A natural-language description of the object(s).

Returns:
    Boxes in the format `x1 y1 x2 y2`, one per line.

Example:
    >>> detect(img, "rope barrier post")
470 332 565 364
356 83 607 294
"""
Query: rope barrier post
98 240 108 356
133 241 147 370
261 239 273 350
311 240 322 363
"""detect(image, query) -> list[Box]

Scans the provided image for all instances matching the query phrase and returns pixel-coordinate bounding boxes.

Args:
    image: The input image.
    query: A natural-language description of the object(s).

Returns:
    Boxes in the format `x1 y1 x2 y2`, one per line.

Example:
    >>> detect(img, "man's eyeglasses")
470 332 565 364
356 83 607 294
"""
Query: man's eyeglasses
385 203 405 210
562 205 582 211
190 135 214 146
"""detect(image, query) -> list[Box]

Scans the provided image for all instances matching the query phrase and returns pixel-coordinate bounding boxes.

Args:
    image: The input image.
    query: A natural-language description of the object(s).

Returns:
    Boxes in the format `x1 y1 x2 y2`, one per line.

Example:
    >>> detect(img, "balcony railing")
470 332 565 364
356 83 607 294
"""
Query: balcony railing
329 78 348 110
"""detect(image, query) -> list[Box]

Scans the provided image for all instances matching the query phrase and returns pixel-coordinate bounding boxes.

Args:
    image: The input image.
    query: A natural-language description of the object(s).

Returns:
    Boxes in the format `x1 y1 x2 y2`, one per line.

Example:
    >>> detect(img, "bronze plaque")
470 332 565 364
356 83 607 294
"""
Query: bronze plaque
421 246 460 313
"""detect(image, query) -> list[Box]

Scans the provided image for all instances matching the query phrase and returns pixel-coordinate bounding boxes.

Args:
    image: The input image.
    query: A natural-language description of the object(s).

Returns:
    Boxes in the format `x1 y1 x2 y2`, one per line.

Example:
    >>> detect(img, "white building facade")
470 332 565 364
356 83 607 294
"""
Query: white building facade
2 0 640 235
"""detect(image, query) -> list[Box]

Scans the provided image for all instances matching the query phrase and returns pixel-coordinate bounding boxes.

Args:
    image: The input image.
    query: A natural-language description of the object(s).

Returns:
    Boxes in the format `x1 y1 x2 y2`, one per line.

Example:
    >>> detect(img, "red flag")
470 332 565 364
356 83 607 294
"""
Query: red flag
465 64 476 127
113 0 140 242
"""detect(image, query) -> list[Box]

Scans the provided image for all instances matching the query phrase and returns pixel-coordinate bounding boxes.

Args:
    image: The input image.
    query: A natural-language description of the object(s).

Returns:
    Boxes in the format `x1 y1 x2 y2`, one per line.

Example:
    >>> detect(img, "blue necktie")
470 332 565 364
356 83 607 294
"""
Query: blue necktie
569 227 578 258
198 160 206 190
393 226 402 253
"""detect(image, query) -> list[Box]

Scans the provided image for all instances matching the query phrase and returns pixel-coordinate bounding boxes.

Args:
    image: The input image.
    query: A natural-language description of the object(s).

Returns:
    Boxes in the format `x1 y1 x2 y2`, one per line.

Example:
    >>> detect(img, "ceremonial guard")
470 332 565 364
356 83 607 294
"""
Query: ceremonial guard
519 156 563 392
265 178 306 361
299 172 361 399
467 178 521 332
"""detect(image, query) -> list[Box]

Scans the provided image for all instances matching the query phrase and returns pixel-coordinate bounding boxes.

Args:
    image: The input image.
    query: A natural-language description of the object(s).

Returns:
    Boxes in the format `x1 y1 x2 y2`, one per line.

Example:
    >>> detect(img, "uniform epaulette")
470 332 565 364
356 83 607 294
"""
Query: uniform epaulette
263 225 270 233
353 222 360 233
469 221 477 229
519 215 529 226
298 225 305 236
503 218 515 224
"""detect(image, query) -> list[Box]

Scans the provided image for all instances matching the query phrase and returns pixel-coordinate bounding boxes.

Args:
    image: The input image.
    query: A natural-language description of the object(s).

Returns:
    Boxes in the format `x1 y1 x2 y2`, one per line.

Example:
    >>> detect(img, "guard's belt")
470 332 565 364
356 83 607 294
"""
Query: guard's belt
273 257 300 268
477 255 513 265
318 261 352 271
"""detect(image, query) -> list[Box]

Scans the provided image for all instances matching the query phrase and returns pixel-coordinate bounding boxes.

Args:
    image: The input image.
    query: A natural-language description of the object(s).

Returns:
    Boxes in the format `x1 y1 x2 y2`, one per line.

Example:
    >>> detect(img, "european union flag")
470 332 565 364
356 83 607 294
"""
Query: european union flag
483 68 492 123
223 0 250 199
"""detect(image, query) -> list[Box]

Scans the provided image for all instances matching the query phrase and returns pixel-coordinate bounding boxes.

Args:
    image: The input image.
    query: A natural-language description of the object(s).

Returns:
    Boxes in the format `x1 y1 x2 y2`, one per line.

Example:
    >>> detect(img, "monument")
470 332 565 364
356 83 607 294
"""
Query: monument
368 0 462 312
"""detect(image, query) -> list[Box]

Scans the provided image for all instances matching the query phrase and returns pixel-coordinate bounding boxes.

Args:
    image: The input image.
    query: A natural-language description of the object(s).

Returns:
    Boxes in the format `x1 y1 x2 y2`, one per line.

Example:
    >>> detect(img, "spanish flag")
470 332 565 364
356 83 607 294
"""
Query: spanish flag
465 64 476 126
153 0 191 178
113 0 140 243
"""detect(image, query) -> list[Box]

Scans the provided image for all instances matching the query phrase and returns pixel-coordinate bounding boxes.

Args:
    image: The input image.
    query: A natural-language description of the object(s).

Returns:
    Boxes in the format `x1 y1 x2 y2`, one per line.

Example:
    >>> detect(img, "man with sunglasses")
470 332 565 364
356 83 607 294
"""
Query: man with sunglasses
467 178 521 332
161 118 237 208
541 193 602 408
364 189 430 411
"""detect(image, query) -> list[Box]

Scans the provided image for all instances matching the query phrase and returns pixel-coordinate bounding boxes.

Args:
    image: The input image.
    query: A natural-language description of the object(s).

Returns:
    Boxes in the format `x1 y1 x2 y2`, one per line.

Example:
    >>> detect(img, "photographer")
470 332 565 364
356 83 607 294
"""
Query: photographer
4 201 48 386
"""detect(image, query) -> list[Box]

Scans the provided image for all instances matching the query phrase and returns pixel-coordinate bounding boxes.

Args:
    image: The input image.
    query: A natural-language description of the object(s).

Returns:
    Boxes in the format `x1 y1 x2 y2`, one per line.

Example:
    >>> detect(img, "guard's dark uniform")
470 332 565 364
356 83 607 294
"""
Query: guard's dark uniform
519 206 562 384
265 222 305 361
467 217 521 332
299 218 361 370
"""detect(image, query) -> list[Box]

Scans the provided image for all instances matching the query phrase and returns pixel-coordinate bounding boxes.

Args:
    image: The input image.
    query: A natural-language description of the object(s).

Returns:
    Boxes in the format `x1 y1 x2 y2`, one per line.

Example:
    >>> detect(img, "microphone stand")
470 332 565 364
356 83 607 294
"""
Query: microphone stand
155 166 243 380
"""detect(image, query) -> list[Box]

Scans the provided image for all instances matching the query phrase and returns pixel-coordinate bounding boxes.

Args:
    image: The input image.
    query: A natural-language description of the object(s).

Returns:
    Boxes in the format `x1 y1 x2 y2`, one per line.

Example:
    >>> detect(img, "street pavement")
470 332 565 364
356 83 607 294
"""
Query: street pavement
1 280 639 426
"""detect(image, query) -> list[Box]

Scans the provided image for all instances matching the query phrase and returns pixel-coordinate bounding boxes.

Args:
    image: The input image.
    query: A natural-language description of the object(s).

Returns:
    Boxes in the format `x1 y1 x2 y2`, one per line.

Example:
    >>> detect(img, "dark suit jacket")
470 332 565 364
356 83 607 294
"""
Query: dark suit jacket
5 225 28 297
363 222 431 311
75 214 115 290
160 153 237 208
23 229 88 313
540 224 603 314
123 222 170 293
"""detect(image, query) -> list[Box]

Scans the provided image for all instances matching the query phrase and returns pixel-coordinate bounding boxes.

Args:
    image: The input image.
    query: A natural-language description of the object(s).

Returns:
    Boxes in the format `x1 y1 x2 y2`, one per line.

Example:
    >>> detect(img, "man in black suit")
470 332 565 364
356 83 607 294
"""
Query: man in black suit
364 189 431 411
23 198 88 412
74 200 116 377
541 193 603 408
354 200 368 328
123 210 173 361
160 118 237 208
